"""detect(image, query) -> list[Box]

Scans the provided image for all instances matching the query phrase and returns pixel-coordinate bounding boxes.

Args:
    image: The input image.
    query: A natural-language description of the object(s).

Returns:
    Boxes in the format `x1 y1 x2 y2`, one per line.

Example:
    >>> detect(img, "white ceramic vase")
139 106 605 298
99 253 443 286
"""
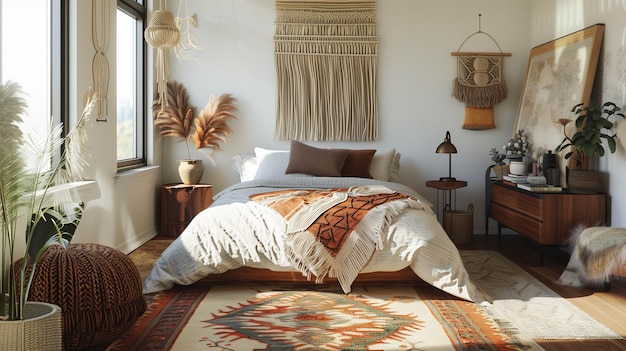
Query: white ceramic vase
178 160 204 185
508 161 528 176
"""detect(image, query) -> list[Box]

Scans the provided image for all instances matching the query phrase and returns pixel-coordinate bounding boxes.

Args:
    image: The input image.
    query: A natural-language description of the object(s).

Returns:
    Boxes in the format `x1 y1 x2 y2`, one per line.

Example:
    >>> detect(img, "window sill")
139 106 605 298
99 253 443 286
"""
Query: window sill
114 165 160 184
44 180 101 203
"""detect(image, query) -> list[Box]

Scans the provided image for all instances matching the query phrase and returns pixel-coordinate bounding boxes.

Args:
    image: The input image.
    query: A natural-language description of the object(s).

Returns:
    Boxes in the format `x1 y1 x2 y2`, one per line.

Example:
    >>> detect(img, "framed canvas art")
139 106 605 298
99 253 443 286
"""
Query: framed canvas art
514 24 605 167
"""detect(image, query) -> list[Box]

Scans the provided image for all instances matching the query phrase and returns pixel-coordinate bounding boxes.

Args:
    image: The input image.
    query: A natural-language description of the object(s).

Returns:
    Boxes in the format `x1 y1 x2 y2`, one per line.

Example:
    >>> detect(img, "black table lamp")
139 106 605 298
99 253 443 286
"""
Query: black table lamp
436 131 457 181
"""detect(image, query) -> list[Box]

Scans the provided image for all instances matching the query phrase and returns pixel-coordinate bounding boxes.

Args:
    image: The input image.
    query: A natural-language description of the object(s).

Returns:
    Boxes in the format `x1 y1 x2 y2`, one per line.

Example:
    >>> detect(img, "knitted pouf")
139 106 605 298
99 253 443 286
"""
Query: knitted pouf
17 243 147 351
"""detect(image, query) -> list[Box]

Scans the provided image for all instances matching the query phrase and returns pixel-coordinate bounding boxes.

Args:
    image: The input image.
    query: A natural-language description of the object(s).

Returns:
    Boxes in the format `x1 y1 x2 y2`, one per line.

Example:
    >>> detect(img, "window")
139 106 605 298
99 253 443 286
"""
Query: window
1 1 66 143
117 0 146 169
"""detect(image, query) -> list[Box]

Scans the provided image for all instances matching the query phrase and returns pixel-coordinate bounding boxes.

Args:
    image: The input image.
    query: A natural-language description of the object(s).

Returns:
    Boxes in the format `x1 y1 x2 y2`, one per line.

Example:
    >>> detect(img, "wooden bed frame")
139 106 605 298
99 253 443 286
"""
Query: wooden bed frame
196 266 426 287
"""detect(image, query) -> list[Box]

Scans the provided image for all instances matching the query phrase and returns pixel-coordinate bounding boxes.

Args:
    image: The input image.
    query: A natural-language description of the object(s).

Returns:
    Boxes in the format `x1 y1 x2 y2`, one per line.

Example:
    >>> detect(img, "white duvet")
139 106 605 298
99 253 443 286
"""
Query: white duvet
143 177 490 303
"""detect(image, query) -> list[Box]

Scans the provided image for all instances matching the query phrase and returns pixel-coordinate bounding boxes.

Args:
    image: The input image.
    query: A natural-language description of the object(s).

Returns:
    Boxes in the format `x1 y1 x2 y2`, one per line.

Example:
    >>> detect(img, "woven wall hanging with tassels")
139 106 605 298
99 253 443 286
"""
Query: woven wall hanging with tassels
451 14 510 130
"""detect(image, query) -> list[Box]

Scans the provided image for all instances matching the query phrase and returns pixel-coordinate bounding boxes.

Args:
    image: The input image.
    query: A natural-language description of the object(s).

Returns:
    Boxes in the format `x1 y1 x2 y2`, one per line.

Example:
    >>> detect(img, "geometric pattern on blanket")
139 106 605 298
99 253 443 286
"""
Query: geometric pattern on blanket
310 192 412 253
252 188 413 255
251 186 423 292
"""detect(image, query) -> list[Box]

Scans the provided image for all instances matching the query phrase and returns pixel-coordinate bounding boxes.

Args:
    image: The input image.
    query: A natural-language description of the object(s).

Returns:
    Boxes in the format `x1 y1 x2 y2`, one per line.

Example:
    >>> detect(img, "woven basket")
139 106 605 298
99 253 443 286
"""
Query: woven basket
443 204 474 245
0 302 62 351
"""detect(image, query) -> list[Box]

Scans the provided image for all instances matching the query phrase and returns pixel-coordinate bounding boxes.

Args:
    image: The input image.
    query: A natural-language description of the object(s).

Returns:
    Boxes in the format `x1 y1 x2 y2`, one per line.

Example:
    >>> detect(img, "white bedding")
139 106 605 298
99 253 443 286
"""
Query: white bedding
143 177 490 303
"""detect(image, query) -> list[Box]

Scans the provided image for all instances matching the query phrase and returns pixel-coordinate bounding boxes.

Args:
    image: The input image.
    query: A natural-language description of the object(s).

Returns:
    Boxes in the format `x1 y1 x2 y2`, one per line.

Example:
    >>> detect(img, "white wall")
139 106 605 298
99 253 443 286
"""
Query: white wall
68 0 161 253
164 0 531 235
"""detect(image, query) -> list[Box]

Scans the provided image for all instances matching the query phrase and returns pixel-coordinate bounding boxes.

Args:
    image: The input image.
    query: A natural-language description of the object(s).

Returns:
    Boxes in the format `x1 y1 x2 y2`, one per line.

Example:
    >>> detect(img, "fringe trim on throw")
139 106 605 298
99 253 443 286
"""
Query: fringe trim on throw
284 196 424 293
453 78 508 108
274 1 378 141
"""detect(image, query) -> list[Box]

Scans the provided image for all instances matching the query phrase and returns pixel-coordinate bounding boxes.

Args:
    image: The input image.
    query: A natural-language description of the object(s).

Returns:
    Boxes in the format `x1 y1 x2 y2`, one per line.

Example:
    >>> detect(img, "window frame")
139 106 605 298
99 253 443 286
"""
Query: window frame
116 0 147 171
52 0 69 137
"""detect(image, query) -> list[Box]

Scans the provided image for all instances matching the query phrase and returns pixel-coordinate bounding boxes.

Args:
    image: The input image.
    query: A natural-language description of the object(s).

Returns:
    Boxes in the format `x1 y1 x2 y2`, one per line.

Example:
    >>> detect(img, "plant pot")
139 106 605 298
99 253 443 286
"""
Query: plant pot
493 165 507 180
178 159 204 185
508 161 528 176
567 169 599 194
0 302 62 351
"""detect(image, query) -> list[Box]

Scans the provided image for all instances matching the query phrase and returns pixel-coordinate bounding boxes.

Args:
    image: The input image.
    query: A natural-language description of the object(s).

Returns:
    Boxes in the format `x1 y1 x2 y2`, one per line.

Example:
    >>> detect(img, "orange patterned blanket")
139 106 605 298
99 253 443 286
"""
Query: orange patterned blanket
251 186 424 292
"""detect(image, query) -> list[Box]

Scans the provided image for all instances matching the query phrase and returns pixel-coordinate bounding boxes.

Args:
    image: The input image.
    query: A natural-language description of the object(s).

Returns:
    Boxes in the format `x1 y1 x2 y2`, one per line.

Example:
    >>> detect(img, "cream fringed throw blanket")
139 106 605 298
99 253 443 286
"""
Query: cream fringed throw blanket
558 226 626 287
251 186 425 292
274 0 378 141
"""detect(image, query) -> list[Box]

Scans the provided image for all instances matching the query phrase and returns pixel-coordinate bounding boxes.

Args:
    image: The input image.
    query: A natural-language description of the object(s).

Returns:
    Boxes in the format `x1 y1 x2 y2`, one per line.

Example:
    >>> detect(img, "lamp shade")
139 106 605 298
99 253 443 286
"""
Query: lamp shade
436 131 457 154
144 10 180 49
436 131 457 182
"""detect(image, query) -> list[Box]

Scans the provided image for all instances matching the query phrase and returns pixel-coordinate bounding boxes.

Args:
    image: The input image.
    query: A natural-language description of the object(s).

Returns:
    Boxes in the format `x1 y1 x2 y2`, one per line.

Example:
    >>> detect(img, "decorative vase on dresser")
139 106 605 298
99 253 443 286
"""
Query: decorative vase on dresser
508 161 527 176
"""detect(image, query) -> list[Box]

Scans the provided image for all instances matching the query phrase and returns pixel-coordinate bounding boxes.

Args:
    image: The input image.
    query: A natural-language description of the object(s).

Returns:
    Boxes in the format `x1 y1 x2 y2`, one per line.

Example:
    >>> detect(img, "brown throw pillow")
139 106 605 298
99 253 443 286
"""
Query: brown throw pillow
341 149 376 178
286 140 348 177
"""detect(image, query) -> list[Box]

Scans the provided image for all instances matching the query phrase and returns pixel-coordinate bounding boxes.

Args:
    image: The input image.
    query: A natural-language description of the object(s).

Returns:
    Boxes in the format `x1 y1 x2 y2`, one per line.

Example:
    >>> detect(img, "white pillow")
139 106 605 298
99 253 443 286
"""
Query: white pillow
232 153 258 182
252 147 290 180
369 148 396 181
389 152 401 183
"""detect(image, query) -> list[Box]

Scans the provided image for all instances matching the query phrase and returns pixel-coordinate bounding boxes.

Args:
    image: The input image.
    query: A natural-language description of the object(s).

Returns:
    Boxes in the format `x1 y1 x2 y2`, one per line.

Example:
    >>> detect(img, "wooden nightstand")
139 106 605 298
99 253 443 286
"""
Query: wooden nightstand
160 183 213 237
426 180 468 219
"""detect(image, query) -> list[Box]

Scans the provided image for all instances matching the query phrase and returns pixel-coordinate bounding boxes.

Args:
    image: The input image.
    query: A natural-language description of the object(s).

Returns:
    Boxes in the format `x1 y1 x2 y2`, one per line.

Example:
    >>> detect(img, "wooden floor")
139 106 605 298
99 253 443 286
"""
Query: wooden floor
131 233 626 351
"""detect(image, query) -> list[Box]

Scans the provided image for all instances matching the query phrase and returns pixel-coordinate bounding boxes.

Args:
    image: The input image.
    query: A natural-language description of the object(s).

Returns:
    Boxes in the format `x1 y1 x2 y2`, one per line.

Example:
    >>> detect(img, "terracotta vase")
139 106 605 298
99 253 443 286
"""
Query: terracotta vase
178 160 204 185
493 165 507 180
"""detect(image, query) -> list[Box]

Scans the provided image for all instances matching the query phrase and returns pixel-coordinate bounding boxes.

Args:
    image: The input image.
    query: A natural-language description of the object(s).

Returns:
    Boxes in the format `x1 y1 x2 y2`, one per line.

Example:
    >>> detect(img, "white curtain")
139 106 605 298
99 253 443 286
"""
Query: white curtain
274 0 378 141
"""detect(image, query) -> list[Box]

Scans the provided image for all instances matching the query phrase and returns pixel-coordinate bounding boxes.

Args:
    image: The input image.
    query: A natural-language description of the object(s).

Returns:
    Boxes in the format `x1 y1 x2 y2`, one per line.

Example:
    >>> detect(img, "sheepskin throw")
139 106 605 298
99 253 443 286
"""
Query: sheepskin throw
274 0 378 141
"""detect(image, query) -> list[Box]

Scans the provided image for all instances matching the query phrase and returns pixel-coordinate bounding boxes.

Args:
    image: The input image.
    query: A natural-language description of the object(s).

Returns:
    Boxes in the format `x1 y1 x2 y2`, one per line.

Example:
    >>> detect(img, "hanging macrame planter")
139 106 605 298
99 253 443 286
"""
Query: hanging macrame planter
451 14 510 130
145 2 180 111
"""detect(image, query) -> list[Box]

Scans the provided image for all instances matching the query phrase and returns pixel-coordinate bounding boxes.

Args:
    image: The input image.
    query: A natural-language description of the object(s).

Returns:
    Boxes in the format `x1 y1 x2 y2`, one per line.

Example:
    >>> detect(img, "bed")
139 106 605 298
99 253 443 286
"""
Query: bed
143 142 490 303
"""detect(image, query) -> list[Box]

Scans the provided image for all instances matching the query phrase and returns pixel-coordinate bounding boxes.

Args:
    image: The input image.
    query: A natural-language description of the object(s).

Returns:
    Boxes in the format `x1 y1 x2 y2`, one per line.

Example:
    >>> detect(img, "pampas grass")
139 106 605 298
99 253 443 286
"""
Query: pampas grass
152 81 237 162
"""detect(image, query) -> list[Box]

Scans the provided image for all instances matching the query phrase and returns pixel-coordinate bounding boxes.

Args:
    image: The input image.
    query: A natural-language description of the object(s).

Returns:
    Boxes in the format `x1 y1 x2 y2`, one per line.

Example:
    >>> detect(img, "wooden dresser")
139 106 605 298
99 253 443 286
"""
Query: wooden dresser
488 182 606 246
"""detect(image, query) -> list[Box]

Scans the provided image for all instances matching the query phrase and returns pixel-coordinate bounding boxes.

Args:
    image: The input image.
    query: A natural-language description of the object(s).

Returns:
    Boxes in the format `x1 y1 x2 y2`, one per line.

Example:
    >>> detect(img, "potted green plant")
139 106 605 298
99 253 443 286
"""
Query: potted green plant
0 82 94 347
489 147 507 180
555 101 625 192
152 81 238 185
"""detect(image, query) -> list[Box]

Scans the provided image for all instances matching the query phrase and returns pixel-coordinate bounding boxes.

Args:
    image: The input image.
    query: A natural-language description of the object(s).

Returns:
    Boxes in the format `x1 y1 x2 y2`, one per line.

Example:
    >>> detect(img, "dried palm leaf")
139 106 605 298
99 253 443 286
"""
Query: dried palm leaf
192 94 238 151
152 81 195 139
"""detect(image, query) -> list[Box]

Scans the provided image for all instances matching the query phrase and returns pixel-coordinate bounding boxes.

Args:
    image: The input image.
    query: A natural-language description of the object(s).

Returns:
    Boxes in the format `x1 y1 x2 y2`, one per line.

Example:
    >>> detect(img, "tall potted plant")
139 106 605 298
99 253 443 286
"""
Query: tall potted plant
555 101 625 192
152 81 238 184
0 82 94 348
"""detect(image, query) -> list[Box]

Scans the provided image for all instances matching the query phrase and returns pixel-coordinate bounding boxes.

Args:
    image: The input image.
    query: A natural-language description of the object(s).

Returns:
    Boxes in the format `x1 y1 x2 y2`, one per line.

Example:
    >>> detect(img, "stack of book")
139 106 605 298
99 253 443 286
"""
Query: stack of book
517 183 563 192
501 174 562 192
502 174 528 186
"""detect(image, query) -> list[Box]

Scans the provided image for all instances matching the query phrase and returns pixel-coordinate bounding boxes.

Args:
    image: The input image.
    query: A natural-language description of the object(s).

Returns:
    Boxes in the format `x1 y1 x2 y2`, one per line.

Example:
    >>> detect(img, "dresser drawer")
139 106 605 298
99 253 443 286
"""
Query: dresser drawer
489 202 542 242
492 185 542 220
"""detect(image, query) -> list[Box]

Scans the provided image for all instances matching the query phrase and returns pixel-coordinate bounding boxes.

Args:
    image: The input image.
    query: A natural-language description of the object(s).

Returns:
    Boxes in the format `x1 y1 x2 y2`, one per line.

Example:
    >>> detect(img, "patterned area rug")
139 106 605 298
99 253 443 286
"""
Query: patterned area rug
108 284 542 351
109 250 623 350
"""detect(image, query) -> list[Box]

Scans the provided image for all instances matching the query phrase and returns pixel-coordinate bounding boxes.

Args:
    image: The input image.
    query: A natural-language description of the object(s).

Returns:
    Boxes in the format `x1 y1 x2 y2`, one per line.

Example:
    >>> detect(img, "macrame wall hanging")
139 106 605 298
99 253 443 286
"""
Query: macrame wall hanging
451 14 510 130
274 0 378 141
145 0 180 111
92 0 110 122
173 0 204 62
